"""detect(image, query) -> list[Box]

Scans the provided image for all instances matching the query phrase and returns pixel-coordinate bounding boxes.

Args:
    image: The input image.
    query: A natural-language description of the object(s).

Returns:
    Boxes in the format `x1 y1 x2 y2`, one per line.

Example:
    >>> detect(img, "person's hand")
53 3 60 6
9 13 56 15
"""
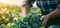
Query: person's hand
41 15 48 26
41 15 45 21
21 5 31 17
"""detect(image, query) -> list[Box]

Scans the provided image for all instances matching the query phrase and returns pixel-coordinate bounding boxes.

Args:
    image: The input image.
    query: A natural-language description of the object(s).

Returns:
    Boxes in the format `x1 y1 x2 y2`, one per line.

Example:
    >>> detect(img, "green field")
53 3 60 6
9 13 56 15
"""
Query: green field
0 5 45 28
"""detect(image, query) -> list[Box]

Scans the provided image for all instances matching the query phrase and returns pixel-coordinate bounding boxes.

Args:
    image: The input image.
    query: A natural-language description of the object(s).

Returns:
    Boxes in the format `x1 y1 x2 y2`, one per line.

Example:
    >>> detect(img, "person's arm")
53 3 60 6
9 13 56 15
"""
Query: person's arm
42 4 60 25
21 0 35 17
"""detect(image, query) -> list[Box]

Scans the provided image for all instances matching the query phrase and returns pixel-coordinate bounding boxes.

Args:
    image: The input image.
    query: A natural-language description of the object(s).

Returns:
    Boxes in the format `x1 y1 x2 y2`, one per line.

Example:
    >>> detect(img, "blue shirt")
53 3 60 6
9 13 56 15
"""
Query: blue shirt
24 0 60 12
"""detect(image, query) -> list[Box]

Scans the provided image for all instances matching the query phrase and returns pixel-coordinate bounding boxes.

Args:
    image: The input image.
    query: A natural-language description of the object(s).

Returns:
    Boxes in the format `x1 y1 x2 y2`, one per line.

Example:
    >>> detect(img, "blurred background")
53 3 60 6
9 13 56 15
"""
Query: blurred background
0 0 43 28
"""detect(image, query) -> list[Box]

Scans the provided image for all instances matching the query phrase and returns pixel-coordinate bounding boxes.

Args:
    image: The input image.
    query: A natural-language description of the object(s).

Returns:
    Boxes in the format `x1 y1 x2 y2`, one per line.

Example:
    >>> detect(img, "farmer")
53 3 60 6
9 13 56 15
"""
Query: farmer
21 0 60 28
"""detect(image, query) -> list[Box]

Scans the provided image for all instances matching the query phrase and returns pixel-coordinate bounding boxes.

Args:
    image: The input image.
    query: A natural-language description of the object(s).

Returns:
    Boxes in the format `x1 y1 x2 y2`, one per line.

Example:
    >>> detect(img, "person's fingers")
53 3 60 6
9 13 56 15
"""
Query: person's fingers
41 15 45 21
42 21 46 26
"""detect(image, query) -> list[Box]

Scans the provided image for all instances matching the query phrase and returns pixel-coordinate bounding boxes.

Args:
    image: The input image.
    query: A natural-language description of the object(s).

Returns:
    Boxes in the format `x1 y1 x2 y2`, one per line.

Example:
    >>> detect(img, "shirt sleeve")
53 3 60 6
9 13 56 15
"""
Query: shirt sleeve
24 0 35 7
57 4 60 9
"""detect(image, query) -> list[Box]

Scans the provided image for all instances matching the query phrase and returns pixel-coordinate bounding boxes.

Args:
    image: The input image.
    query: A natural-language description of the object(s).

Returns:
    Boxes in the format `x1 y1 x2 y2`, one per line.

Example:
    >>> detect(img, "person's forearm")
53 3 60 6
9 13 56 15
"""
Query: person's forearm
21 5 31 17
20 0 35 17
42 8 60 26
46 8 60 21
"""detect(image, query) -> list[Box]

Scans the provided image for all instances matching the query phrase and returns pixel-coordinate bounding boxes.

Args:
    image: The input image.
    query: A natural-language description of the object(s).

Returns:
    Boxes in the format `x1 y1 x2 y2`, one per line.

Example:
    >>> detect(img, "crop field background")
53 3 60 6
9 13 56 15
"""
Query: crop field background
0 2 45 28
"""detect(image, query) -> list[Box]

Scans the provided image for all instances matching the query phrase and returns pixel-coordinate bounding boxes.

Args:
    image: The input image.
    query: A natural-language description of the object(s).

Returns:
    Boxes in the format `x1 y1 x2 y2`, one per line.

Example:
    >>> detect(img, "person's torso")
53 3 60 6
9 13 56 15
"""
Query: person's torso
36 0 60 12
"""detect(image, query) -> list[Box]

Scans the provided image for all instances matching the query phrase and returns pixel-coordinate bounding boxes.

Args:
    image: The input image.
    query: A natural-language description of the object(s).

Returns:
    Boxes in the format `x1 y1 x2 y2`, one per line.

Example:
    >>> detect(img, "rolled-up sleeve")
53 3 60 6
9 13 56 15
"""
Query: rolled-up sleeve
24 0 35 7
57 4 60 9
